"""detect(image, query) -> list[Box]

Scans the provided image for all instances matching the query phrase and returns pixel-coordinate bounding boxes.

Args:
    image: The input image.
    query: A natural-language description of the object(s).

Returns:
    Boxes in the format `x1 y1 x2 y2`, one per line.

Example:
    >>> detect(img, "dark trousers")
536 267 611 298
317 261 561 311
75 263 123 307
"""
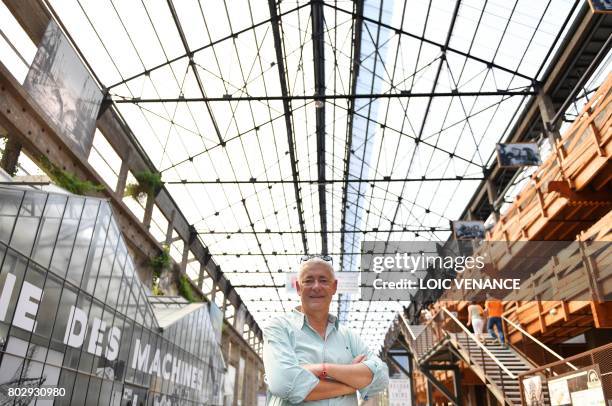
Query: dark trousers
487 317 504 344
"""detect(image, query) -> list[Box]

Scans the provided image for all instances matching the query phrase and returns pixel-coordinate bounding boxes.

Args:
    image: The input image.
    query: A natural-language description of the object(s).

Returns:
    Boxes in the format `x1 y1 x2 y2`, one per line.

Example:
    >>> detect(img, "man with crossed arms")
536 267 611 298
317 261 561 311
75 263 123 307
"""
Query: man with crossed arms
263 258 389 404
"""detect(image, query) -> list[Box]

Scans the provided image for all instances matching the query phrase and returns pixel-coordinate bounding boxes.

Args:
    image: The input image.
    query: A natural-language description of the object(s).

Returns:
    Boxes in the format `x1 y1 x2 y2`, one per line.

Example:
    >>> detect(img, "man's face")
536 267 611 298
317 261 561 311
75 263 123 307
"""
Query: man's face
296 265 337 313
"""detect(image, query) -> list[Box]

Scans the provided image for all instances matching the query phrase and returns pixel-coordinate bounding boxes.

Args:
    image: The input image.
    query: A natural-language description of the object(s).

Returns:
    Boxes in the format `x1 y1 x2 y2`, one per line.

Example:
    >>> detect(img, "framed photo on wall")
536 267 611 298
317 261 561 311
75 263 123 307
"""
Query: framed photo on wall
453 221 486 240
496 142 542 168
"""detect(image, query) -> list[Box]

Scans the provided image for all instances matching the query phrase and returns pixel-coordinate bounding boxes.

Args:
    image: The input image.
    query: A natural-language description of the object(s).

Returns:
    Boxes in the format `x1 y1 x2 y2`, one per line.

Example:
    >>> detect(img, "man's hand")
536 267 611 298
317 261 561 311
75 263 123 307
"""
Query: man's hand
324 361 373 389
302 363 324 378
303 355 366 378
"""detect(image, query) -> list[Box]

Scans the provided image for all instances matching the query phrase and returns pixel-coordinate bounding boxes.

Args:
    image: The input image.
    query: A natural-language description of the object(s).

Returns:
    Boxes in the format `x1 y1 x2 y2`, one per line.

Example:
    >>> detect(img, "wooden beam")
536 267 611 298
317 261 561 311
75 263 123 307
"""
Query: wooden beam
590 301 612 328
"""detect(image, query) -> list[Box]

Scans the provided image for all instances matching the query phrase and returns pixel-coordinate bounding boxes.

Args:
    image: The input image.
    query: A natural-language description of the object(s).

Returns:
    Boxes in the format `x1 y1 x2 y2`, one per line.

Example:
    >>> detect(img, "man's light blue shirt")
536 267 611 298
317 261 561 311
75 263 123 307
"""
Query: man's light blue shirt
263 308 389 405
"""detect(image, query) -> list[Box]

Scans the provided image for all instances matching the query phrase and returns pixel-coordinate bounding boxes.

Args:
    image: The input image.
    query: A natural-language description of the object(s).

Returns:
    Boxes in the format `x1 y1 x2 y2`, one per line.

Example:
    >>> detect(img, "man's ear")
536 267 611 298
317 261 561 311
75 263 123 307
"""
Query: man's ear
331 279 338 295
296 280 302 295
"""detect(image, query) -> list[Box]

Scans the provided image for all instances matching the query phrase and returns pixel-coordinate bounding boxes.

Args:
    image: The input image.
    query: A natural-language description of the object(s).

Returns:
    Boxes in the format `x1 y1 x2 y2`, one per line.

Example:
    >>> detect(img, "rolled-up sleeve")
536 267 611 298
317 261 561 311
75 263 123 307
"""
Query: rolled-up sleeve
263 319 320 403
349 331 389 399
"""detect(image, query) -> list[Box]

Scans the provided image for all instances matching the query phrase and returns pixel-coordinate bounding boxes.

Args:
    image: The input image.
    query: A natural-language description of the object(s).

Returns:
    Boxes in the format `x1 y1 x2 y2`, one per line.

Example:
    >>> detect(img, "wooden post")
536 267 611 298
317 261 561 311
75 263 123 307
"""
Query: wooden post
164 209 175 244
537 92 562 148
180 240 190 274
588 121 605 156
537 91 572 188
579 240 602 302
115 148 131 198
197 262 206 289
486 179 499 222
142 191 155 229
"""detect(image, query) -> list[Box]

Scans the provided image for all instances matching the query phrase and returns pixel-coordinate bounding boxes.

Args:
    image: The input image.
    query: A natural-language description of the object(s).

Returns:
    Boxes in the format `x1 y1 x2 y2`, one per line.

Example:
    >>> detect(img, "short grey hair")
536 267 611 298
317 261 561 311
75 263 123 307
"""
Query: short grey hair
298 258 335 281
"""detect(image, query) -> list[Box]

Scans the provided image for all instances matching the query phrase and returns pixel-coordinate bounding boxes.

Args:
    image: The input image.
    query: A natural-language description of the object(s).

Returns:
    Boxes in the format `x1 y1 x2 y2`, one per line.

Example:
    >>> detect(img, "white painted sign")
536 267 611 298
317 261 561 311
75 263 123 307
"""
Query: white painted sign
388 378 411 406
0 269 213 394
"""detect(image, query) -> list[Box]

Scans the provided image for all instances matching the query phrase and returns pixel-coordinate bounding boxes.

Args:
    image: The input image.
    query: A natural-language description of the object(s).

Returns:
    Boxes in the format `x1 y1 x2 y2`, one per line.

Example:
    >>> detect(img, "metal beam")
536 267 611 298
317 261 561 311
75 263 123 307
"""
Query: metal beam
415 0 462 145
166 176 485 184
421 363 463 406
338 0 364 283
420 367 461 406
166 0 224 145
112 90 535 103
240 199 288 311
312 0 328 255
324 1 537 84
196 228 451 235
328 99 486 168
105 2 310 90
267 0 309 254
550 33 612 127
386 353 411 377
199 250 442 256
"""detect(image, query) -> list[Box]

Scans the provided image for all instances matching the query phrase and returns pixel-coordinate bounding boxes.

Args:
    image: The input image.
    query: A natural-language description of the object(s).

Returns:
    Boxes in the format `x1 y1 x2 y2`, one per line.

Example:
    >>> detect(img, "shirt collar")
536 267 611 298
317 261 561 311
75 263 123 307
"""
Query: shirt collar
291 307 339 330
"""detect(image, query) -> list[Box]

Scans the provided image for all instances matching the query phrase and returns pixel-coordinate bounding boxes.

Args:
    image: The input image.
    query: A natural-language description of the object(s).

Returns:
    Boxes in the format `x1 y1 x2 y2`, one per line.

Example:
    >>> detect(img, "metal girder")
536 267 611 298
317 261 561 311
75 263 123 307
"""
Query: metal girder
196 228 451 235
105 2 310 91
267 0 309 254
415 0 462 145
420 367 462 406
356 2 463 334
386 353 411 377
240 200 286 311
202 250 438 256
112 90 535 103
324 1 537 84
312 0 328 255
422 363 463 406
166 0 223 145
338 2 364 335
550 33 612 127
327 98 487 168
166 176 485 184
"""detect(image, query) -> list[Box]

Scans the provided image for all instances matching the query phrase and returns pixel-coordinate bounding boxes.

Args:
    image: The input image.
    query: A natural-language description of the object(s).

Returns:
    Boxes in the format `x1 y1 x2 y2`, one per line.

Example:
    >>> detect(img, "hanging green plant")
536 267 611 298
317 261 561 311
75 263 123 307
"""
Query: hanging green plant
151 282 164 296
150 245 171 279
178 274 197 303
125 170 163 201
39 155 104 195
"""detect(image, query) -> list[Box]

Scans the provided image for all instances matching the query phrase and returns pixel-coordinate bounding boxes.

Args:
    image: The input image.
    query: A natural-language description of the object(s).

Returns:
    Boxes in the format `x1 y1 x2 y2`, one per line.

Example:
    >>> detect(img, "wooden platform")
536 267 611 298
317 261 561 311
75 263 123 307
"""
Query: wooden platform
489 72 612 243
437 74 612 345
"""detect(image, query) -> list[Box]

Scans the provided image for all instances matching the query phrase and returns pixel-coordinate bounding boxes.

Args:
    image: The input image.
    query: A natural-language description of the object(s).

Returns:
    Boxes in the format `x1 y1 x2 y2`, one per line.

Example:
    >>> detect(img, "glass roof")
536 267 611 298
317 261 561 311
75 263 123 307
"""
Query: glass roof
19 0 582 349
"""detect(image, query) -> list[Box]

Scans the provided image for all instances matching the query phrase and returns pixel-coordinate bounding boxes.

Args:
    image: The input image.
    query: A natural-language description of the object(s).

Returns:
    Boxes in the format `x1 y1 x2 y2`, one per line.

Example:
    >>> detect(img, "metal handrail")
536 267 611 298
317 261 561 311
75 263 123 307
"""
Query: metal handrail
442 308 517 379
399 313 417 341
503 316 578 371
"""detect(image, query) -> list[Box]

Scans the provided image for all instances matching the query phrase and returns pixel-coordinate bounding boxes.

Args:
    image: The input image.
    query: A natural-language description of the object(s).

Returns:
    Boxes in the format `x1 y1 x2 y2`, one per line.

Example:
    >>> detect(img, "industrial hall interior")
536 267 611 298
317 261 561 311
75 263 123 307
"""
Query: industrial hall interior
0 0 610 405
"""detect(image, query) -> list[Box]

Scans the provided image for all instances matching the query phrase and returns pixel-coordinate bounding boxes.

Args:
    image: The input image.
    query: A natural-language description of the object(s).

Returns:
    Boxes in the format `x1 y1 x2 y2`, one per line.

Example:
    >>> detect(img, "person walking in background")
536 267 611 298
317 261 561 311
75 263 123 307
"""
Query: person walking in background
420 304 433 324
467 301 485 342
485 294 506 347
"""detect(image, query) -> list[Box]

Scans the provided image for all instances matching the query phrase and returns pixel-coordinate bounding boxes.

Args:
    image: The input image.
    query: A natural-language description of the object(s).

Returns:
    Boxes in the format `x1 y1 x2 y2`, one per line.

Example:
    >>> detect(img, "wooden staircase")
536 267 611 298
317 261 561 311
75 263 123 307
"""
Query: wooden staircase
448 333 542 406
402 309 550 406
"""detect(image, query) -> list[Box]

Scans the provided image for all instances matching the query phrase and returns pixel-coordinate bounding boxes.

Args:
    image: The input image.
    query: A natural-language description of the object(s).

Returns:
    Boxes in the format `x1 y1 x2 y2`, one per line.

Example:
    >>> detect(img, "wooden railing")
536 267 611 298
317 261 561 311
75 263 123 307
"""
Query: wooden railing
488 72 612 242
